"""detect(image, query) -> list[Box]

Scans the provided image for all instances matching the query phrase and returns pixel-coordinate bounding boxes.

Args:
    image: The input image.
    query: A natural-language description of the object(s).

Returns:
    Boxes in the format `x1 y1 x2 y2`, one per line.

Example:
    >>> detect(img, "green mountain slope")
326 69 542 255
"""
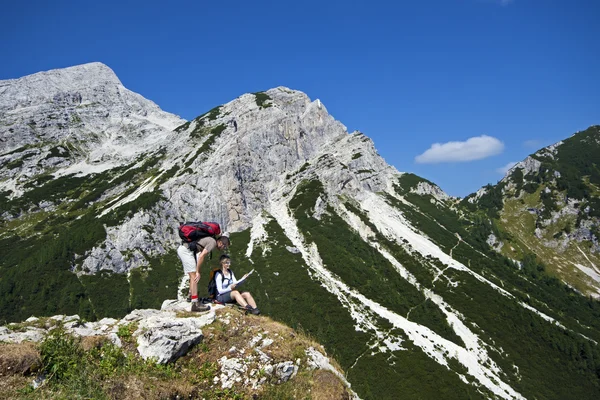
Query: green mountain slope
389 173 600 398
465 125 600 297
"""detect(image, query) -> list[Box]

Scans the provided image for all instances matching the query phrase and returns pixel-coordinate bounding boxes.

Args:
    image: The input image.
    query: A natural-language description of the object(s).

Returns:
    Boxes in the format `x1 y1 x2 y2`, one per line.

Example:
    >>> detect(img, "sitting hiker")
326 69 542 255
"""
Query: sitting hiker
178 234 231 312
215 254 260 315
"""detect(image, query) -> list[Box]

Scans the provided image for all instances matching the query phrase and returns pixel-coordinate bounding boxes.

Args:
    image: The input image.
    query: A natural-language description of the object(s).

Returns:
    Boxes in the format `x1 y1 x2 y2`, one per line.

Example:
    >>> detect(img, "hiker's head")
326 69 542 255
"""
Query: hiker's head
219 254 231 269
216 235 230 251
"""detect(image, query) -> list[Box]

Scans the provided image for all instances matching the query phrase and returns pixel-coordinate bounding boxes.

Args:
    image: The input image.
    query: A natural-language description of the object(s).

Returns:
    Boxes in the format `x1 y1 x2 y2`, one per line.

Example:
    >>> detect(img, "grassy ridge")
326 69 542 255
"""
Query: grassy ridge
461 126 600 297
287 180 483 398
381 182 600 398
442 268 600 399
4 309 345 399
204 221 372 370
349 344 487 400
290 181 462 345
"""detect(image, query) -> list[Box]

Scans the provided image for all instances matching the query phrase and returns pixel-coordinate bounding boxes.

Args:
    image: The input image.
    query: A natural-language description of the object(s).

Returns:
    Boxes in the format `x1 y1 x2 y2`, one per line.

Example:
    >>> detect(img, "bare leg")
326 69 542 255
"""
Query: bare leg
188 272 198 299
230 290 249 307
241 292 257 308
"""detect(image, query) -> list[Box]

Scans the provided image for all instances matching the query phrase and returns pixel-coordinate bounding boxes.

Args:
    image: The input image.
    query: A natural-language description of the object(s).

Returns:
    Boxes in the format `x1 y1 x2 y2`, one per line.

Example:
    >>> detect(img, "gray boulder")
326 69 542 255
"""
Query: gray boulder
134 310 215 364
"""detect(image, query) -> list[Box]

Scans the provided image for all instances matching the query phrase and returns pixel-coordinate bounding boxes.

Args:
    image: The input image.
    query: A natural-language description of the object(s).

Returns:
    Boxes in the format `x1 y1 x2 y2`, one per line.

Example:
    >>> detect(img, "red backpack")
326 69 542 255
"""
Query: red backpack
178 222 221 243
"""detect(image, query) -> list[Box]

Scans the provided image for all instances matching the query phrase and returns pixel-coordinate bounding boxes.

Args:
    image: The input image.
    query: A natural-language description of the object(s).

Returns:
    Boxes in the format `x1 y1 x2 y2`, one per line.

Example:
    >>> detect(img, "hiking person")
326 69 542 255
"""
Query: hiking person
215 254 260 315
177 233 231 312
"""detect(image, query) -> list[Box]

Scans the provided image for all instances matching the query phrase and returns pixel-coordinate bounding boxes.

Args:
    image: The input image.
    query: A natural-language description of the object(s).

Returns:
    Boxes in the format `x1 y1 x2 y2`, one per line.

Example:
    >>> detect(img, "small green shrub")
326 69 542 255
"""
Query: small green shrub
205 106 222 121
253 92 272 109
6 158 25 169
94 341 127 376
40 327 84 382
117 322 137 340
197 361 218 381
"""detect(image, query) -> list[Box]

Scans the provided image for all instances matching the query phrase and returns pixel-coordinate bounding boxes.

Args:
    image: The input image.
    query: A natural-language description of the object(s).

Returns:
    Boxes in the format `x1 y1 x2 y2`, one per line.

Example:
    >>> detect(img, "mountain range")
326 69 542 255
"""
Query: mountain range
1 63 599 399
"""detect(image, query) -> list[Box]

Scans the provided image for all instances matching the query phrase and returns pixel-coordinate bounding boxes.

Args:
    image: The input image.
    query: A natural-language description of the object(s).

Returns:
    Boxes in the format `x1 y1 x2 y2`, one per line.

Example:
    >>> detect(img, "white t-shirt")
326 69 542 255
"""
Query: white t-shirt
216 269 238 294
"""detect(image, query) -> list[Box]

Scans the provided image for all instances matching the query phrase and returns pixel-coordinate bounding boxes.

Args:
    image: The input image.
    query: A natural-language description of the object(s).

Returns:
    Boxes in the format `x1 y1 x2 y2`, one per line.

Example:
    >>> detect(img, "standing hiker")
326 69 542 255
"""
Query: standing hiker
214 254 260 315
177 232 231 312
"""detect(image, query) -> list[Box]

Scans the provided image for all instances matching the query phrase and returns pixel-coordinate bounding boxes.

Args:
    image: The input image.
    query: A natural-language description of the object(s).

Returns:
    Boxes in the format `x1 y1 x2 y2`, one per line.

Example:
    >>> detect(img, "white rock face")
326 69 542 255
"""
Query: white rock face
218 356 248 389
467 186 489 203
135 311 215 364
60 84 403 274
161 90 400 231
410 181 451 202
0 326 46 343
162 88 350 231
274 361 298 383
0 62 184 193
502 156 542 180
486 233 504 252
0 307 214 365
501 138 565 183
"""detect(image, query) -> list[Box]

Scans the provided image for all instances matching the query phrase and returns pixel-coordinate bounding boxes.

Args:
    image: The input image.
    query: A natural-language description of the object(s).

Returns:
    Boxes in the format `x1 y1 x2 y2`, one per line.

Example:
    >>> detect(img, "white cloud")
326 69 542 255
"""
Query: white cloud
496 161 518 175
415 135 505 164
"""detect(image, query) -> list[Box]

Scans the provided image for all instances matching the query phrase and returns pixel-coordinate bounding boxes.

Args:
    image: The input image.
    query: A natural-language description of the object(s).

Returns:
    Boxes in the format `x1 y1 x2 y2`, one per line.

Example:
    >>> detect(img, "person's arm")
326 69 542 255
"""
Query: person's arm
229 271 239 290
193 248 210 283
216 273 232 294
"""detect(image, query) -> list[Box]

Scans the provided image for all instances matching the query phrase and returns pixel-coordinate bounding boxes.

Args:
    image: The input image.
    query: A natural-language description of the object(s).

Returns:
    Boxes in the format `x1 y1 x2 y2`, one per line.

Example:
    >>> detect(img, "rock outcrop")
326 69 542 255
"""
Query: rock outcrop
0 302 357 399
0 62 184 196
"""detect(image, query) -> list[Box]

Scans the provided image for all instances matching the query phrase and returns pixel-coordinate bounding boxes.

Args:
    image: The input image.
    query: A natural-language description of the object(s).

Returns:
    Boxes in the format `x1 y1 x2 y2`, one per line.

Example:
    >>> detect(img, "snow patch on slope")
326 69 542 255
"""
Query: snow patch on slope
99 175 160 218
268 195 397 344
337 203 523 399
575 263 600 283
361 192 564 325
54 160 120 178
246 213 269 260
269 190 524 399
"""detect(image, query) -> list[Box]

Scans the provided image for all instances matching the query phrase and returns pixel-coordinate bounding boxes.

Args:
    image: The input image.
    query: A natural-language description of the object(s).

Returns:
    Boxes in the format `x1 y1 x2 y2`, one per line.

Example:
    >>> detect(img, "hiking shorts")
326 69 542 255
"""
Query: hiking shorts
216 292 234 303
177 245 196 274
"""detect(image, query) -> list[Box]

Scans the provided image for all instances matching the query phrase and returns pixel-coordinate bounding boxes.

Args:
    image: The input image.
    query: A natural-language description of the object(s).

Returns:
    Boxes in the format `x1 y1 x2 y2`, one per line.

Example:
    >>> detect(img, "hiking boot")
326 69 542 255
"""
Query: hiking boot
191 302 210 312
245 305 260 315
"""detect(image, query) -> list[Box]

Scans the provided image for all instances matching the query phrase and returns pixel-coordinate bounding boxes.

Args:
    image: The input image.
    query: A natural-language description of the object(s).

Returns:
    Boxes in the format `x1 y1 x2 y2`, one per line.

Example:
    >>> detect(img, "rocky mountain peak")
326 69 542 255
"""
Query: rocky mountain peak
0 62 122 111
159 87 396 234
0 63 185 195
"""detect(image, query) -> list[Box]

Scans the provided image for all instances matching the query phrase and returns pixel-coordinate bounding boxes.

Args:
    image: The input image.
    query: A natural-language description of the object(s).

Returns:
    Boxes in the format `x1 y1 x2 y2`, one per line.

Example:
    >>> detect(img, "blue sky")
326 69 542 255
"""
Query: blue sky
2 0 599 197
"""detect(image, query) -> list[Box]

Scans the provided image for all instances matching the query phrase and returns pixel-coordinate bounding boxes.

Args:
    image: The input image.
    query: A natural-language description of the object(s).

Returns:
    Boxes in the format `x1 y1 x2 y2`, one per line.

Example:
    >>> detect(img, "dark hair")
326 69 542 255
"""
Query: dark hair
219 254 231 263
218 236 231 248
